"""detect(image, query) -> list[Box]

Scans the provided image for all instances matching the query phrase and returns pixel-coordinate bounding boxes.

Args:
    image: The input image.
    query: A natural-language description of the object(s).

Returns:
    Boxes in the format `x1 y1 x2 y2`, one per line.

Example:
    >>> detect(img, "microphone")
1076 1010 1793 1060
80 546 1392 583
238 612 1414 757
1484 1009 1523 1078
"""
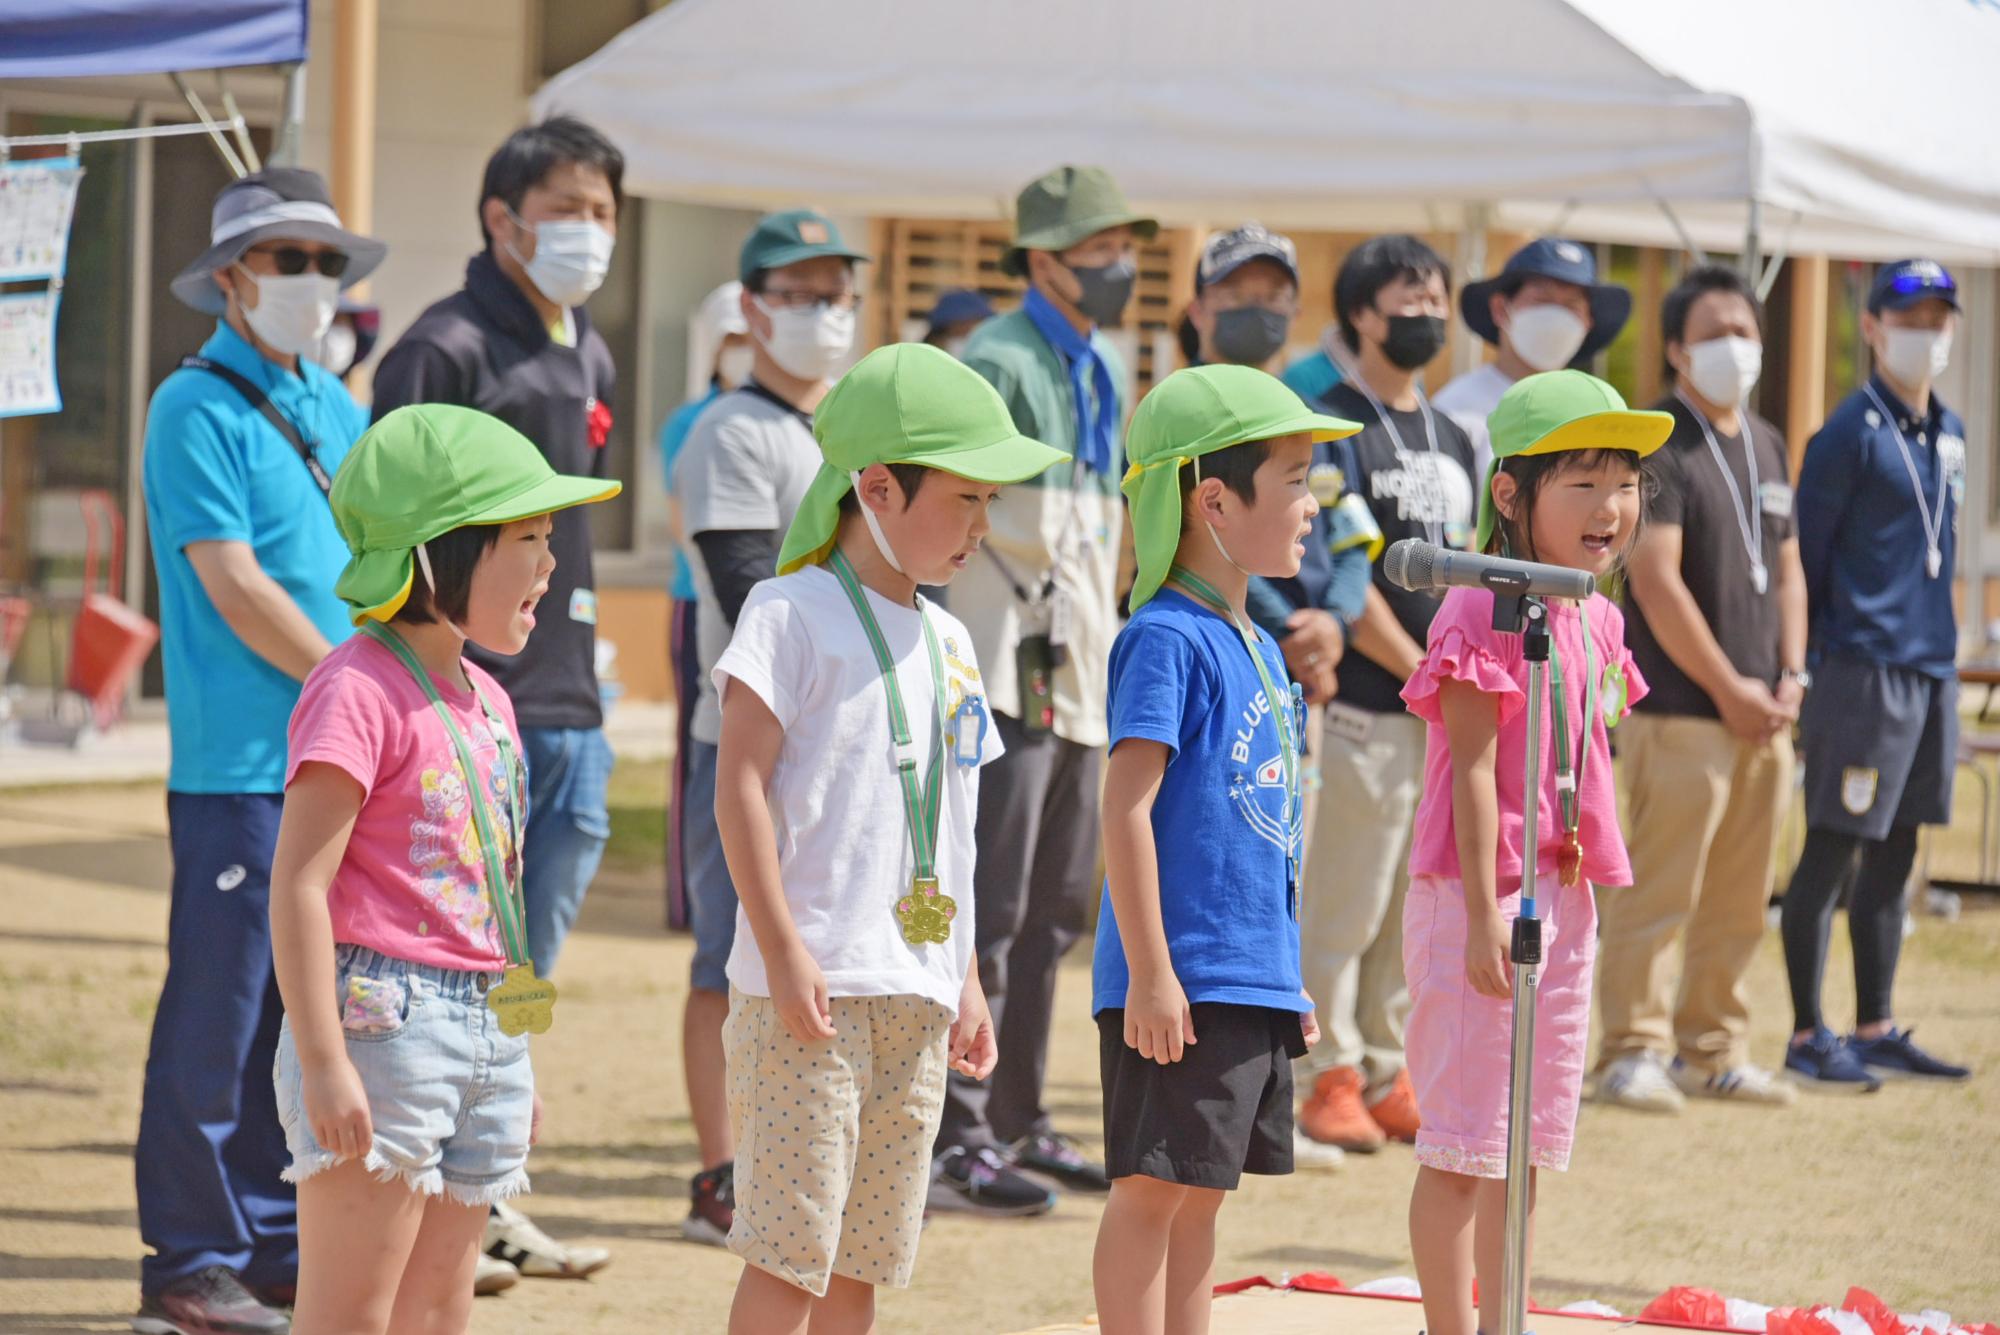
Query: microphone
1383 539 1597 602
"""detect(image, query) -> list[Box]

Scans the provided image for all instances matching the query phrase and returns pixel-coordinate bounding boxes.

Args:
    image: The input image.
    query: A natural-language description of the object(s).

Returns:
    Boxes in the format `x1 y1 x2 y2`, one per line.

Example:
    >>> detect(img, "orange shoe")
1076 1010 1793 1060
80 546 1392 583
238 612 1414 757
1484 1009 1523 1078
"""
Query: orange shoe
1365 1069 1421 1143
1298 1067 1387 1152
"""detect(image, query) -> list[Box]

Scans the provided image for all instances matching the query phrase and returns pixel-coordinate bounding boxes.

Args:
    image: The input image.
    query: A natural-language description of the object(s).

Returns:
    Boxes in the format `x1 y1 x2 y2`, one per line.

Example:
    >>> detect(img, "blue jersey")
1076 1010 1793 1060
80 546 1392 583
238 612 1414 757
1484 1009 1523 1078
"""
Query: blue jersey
1797 374 1964 677
659 384 722 601
1092 589 1308 1016
142 322 362 792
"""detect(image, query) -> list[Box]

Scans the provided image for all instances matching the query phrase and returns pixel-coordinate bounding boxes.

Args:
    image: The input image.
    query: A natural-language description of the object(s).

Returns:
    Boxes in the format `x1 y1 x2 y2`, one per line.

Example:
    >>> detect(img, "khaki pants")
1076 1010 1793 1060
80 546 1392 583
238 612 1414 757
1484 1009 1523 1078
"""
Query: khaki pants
1597 712 1793 1074
1297 706 1425 1088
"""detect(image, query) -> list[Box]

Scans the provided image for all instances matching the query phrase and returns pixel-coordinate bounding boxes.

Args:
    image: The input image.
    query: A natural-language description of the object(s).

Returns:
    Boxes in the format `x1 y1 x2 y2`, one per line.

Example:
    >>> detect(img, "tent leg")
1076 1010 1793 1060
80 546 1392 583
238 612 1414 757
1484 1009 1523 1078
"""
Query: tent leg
1453 203 1490 378
271 63 307 167
1743 194 1762 284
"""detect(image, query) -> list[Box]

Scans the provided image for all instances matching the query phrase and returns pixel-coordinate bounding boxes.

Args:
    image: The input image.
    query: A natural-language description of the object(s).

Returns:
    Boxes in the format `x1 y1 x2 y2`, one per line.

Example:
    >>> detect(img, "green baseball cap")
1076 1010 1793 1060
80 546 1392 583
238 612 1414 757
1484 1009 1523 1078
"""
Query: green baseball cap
739 208 870 282
776 343 1068 574
1122 364 1362 610
1000 165 1159 278
1475 369 1675 551
332 404 622 625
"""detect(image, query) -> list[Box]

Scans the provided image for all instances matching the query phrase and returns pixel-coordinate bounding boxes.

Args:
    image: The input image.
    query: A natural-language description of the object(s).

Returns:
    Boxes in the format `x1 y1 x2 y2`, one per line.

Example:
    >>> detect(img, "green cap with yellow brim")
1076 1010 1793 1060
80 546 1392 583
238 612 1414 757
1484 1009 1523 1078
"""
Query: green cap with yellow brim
332 404 622 625
775 343 1069 575
1122 364 1363 611
1475 369 1675 552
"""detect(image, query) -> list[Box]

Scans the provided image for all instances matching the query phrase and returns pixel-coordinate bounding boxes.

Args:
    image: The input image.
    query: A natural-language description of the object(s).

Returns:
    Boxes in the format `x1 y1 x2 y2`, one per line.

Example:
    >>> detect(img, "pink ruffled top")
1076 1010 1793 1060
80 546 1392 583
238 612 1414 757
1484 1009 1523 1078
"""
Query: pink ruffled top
1403 586 1647 890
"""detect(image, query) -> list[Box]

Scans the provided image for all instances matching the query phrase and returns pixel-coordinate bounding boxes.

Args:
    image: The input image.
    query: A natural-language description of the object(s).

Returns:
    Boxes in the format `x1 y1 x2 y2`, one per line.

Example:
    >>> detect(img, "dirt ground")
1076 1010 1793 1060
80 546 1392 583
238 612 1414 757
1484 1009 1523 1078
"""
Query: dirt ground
3 777 1998 1334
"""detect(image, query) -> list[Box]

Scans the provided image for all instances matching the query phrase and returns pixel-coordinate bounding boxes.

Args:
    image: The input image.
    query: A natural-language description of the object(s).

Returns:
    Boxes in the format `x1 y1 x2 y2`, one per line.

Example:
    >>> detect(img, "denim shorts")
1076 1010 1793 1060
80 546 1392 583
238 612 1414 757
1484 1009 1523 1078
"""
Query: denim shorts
681 739 739 994
274 944 534 1206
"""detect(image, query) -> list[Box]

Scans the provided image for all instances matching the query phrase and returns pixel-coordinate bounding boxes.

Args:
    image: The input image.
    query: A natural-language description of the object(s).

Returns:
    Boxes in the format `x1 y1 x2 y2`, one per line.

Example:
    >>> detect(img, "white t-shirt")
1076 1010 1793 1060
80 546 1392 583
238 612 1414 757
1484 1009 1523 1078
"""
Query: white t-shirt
712 564 1003 1015
673 389 823 746
1432 360 1514 487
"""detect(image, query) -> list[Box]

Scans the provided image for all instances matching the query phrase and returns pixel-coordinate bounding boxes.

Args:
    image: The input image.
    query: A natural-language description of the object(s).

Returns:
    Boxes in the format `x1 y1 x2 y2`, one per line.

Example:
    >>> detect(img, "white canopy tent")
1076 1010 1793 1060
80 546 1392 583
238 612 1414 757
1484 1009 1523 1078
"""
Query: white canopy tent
533 0 2000 265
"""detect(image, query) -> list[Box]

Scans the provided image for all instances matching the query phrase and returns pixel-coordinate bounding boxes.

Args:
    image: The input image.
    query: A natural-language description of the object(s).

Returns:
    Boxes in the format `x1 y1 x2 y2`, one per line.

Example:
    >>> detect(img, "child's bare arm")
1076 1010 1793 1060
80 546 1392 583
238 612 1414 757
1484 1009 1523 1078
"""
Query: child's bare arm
268 762 369 1156
715 676 835 1042
1439 678 1510 999
1102 738 1194 1064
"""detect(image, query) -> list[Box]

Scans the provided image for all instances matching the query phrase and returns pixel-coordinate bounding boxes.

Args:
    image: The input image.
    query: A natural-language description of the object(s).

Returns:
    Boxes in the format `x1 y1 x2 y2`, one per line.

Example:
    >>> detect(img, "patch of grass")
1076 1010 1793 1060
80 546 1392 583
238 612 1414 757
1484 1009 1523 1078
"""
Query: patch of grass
603 758 670 872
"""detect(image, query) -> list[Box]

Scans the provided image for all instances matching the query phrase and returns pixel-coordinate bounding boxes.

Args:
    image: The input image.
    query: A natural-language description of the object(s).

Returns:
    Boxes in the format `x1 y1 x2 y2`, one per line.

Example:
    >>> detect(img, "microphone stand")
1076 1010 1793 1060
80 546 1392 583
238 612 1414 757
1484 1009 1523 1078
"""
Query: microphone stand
1491 591 1547 1335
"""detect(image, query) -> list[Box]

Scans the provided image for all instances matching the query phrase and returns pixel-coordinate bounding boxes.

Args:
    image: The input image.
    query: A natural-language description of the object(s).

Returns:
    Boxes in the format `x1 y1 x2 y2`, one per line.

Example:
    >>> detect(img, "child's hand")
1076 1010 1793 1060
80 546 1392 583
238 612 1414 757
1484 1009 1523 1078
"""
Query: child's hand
949 974 998 1080
1300 993 1321 1049
529 1089 544 1147
770 942 838 1043
1466 904 1513 999
302 1053 373 1162
1125 967 1195 1064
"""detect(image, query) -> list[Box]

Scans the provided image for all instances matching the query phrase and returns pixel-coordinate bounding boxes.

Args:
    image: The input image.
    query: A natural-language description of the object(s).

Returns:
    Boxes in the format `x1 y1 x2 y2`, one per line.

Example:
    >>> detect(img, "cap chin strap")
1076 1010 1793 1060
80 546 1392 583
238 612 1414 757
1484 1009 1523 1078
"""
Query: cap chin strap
850 471 907 574
1194 457 1249 575
413 542 473 640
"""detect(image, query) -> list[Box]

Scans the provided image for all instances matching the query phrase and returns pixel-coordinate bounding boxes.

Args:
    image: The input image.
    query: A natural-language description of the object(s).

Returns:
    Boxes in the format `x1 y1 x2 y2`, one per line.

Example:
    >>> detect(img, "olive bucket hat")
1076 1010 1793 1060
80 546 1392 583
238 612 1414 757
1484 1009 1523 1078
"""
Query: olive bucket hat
1122 365 1361 610
332 404 622 624
777 344 1068 574
999 165 1159 278
1475 369 1674 551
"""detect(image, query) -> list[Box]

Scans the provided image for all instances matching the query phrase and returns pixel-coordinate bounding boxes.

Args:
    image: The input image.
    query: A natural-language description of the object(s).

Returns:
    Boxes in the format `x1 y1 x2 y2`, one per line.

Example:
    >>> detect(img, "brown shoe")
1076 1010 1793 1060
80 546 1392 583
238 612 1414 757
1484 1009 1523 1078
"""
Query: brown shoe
1297 1067 1386 1152
1365 1069 1422 1142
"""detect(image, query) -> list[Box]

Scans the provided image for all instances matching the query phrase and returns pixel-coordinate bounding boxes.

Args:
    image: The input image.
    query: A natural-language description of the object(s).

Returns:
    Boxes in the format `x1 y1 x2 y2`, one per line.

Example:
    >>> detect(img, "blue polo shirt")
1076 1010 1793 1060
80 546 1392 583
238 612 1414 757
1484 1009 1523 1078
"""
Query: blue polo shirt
659 384 721 602
1796 374 1965 678
142 322 363 793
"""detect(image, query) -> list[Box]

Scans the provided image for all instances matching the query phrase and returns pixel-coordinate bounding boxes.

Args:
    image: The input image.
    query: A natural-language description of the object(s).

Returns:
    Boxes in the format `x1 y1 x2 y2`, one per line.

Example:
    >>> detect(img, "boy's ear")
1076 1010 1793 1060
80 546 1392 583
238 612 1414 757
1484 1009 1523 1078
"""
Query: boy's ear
1187 472 1229 526
855 462 894 514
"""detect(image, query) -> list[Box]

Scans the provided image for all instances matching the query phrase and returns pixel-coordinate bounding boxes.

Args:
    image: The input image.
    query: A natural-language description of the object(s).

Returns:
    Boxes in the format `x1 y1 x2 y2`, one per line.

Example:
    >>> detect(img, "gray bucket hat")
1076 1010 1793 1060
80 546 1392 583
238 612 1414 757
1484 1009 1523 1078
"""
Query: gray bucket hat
169 167 387 315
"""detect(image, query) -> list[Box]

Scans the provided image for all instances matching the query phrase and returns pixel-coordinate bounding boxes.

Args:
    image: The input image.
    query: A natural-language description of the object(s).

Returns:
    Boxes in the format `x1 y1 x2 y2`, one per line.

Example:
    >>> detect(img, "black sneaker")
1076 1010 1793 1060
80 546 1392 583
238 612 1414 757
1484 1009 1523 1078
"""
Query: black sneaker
133 1266 291 1334
682 1162 734 1247
1847 1027 1972 1081
1010 1130 1110 1193
925 1146 1057 1217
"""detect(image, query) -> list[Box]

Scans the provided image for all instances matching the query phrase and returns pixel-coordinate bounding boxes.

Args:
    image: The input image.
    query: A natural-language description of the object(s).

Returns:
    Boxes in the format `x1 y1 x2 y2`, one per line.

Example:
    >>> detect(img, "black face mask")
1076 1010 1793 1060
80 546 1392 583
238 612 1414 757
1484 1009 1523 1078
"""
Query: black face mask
1378 313 1448 370
1211 306 1291 366
1064 255 1137 327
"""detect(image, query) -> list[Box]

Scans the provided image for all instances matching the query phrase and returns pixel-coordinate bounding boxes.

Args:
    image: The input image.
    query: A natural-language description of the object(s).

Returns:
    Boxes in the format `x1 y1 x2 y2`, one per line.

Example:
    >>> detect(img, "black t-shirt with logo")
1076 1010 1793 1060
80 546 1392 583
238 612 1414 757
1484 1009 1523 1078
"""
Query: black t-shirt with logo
1624 395 1796 720
1318 381 1479 714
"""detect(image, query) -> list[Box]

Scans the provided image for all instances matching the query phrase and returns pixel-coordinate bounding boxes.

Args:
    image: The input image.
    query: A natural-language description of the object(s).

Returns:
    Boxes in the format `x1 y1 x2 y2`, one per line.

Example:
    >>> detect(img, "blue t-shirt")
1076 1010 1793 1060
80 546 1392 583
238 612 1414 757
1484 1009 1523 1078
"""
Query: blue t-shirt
1091 589 1308 1017
142 321 363 793
658 383 721 601
1280 348 1343 405
1797 374 1965 677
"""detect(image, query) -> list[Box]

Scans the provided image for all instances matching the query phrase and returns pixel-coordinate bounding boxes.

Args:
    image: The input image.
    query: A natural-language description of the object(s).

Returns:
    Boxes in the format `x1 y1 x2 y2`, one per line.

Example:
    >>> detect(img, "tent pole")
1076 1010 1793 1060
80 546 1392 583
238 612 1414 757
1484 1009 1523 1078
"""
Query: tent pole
169 71 247 177
271 62 307 166
1743 195 1762 284
333 0 379 272
1454 203 1490 378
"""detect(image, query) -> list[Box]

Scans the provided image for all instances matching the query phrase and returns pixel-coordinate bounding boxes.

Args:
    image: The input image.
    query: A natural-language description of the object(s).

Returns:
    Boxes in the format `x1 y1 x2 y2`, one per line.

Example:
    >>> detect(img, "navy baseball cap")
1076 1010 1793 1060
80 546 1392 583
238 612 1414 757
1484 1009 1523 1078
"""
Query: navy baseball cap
926 287 995 331
1461 236 1632 361
1196 223 1300 292
1869 259 1960 314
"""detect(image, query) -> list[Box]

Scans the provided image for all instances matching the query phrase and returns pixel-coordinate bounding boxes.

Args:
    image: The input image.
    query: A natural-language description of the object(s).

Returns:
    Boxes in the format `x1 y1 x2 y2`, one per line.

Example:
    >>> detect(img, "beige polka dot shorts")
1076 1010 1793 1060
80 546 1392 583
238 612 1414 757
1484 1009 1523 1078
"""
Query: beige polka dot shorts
724 989 952 1296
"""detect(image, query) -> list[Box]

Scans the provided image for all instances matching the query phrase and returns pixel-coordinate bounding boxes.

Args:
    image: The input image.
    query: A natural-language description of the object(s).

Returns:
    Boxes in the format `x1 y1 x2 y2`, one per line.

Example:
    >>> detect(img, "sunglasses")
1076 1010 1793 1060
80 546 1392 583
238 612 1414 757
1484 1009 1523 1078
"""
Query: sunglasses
245 246 351 278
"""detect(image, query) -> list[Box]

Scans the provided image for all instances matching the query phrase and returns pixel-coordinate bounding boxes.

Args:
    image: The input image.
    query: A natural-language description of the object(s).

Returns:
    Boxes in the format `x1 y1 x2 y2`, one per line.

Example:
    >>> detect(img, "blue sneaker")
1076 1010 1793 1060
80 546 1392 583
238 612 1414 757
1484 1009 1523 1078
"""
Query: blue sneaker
1784 1028 1882 1093
1847 1027 1972 1082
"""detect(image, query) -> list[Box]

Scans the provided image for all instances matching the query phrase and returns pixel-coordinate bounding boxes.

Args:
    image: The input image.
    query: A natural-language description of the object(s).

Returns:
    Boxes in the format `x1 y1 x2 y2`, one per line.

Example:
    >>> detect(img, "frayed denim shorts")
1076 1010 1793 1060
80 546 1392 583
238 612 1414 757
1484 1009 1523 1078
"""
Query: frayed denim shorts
275 943 534 1206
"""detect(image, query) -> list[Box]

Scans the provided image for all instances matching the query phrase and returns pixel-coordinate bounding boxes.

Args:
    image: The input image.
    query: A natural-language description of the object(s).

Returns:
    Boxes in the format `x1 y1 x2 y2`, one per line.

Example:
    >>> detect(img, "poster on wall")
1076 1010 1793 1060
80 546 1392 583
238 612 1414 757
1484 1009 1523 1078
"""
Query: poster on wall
0 156 85 282
0 290 62 417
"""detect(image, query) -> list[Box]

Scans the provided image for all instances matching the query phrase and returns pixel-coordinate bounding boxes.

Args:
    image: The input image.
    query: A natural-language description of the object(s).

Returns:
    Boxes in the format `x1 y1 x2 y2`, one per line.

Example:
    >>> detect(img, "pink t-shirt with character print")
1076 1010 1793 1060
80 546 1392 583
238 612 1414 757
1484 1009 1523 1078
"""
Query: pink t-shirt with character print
287 633 522 970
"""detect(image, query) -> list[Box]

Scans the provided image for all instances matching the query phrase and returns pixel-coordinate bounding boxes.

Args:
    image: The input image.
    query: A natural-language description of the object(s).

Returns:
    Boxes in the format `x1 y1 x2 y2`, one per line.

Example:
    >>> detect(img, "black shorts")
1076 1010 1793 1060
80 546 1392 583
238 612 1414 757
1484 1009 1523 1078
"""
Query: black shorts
1097 1002 1304 1190
1800 656 1957 840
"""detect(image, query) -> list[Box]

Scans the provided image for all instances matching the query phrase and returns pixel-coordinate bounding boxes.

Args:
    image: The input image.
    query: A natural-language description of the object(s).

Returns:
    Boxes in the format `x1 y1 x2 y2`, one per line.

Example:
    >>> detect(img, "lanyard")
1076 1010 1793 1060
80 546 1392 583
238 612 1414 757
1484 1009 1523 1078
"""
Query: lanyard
1862 382 1948 580
1347 377 1447 547
1167 566 1304 894
827 549 958 943
1676 390 1767 595
360 621 530 969
1543 601 1598 885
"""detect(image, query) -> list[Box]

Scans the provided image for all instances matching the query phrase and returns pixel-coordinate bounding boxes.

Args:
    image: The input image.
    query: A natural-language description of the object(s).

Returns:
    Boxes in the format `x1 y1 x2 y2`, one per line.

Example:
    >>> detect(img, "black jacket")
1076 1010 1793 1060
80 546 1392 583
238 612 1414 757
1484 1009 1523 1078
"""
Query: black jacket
372 252 617 731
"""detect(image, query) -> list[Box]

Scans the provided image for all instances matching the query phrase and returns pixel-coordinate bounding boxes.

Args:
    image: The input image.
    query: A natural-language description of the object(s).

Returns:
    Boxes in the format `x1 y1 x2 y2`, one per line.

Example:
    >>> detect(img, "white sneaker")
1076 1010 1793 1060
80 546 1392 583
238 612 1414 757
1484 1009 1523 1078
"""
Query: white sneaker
1594 1052 1686 1113
1292 1128 1347 1172
484 1200 613 1278
473 1252 519 1296
1670 1058 1798 1106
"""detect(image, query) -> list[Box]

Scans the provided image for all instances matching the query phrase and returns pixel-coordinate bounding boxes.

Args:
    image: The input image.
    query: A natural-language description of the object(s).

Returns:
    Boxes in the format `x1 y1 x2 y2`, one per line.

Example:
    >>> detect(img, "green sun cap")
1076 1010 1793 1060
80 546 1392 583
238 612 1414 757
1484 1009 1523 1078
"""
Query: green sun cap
776 343 1068 574
739 208 871 282
1122 364 1362 610
1000 165 1160 277
1475 369 1676 551
332 404 622 625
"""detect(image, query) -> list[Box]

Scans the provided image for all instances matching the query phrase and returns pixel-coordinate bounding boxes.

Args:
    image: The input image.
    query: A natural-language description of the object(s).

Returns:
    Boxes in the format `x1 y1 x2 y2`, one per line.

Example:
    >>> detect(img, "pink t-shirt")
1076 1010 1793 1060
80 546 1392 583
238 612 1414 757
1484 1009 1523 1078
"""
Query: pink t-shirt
286 634 523 970
1403 587 1647 890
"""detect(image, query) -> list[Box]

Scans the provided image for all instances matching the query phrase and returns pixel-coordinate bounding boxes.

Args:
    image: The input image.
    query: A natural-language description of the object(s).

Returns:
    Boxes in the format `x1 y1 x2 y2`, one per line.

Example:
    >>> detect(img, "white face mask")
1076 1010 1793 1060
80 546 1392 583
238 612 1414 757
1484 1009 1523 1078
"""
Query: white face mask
236 266 340 358
716 344 755 390
1878 326 1952 387
1504 303 1589 372
1686 334 1763 406
315 320 358 376
508 210 615 309
755 299 855 382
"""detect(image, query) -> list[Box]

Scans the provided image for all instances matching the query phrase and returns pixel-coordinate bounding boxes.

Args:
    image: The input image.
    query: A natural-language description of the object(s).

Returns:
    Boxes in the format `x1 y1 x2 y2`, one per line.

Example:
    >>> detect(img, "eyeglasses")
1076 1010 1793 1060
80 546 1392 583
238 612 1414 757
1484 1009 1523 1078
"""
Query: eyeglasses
245 246 351 278
759 290 863 314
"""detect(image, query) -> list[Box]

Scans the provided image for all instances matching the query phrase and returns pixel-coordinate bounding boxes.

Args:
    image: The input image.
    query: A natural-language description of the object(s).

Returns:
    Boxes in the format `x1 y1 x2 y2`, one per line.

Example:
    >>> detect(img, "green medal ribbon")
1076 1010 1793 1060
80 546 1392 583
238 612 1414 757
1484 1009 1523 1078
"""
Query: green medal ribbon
1166 565 1303 897
359 621 554 1034
826 549 958 946
1543 602 1598 887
